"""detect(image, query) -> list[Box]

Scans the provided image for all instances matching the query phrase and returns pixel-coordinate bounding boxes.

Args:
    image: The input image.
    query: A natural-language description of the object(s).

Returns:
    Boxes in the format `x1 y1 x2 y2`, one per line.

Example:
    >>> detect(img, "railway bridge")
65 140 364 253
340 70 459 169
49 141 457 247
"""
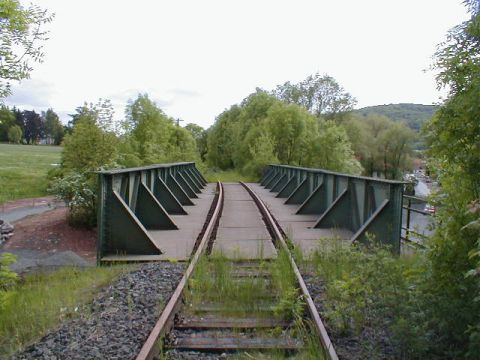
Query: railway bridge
95 162 405 358
97 162 404 263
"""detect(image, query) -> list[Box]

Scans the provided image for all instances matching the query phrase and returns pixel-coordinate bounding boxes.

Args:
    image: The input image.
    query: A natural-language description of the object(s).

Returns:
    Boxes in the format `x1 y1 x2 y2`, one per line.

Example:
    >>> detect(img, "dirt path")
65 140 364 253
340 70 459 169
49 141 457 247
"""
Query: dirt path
1 207 96 272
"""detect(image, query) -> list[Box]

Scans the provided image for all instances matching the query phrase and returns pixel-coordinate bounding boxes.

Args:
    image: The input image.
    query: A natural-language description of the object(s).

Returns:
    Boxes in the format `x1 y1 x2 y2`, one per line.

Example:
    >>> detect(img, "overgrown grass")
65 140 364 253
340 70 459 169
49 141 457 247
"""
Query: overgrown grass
304 238 428 358
184 251 326 359
0 144 62 203
0 265 129 357
203 169 258 183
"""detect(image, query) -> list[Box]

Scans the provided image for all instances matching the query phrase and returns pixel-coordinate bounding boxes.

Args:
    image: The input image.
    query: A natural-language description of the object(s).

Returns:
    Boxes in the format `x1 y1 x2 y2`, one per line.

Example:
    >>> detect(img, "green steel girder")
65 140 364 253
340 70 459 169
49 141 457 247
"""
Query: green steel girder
184 168 202 193
135 183 178 230
270 174 288 193
264 169 282 189
167 176 195 205
314 188 350 229
192 166 208 185
153 176 187 215
285 178 311 204
107 191 162 255
97 162 206 261
176 172 198 198
261 167 275 186
187 168 205 189
265 164 405 253
296 183 327 215
276 175 299 198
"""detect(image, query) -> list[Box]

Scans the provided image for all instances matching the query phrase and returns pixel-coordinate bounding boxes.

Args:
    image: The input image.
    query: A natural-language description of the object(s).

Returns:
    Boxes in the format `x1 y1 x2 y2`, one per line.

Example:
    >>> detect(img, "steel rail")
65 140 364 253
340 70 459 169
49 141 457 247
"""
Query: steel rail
240 182 339 360
136 182 223 360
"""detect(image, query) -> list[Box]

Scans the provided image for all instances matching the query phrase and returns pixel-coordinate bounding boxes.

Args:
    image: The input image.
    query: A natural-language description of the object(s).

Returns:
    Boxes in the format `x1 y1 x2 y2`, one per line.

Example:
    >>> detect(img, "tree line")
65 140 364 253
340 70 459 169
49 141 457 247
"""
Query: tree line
204 74 416 180
0 106 65 145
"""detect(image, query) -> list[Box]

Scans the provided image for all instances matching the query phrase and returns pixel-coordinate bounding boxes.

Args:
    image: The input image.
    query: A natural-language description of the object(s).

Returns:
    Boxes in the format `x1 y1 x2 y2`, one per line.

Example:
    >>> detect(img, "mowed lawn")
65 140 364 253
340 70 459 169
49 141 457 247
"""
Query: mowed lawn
0 144 62 203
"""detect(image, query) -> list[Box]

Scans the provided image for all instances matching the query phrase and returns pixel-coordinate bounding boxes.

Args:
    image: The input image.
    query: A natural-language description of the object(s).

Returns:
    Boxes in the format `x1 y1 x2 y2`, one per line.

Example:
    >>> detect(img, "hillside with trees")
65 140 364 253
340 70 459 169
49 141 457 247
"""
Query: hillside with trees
354 103 439 131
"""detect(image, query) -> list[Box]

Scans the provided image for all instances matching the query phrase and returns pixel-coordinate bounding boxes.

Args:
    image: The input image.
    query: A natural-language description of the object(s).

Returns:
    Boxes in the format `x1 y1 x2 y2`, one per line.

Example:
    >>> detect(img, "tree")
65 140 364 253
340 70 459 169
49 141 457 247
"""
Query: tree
43 108 64 145
23 109 42 144
343 114 415 179
7 124 21 143
421 1 480 356
0 105 15 141
185 123 208 161
119 94 199 166
206 89 362 177
0 0 53 98
62 113 118 172
273 73 357 120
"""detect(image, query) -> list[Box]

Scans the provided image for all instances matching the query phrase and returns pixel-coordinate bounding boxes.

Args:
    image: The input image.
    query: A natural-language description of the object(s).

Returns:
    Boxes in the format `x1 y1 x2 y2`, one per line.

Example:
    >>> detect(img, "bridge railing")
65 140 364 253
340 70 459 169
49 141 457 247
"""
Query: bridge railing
261 164 405 253
97 162 207 262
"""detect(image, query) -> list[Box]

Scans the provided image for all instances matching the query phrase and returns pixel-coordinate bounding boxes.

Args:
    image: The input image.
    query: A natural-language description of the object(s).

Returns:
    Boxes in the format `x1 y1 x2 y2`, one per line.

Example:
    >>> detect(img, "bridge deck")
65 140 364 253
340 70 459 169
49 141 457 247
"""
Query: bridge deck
213 183 277 260
147 183 216 261
247 183 352 256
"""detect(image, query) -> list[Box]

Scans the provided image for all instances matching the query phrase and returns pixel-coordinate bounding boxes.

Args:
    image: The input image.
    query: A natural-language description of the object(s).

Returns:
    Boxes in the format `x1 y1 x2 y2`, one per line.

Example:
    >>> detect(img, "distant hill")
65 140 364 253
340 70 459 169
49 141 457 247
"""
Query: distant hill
354 103 439 131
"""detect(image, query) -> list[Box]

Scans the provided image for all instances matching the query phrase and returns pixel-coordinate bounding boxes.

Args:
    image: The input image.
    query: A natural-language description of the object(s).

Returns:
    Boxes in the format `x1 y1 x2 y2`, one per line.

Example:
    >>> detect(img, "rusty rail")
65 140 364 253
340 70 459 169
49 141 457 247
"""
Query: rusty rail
241 182 338 360
136 182 223 360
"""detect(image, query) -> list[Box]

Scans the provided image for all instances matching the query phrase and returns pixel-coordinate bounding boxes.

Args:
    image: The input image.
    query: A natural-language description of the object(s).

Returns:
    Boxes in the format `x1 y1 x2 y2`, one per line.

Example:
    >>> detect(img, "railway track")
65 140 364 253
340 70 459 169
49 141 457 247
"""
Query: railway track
136 182 338 360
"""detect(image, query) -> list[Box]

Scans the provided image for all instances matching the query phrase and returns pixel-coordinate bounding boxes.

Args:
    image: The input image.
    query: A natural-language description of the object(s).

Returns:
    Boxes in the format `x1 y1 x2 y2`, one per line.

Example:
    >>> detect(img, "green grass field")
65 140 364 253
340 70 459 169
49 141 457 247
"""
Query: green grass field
0 144 62 203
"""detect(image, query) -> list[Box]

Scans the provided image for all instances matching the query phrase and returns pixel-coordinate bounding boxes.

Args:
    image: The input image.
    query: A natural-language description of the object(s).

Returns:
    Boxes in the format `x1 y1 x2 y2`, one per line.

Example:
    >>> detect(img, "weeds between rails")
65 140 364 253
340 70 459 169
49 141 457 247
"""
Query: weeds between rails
161 250 326 359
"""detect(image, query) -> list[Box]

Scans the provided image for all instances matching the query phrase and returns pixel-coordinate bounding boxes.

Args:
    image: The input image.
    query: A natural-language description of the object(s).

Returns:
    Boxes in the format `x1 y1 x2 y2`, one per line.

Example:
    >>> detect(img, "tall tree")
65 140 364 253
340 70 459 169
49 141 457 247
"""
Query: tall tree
23 109 42 144
43 108 64 145
0 0 53 98
185 123 208 161
273 73 357 119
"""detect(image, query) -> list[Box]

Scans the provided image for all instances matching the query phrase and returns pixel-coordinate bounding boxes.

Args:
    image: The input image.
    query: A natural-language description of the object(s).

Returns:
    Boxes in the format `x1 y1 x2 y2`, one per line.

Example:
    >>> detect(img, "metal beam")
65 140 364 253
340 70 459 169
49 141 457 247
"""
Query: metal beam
176 173 198 198
296 183 327 215
153 176 187 215
314 188 350 229
285 178 310 205
270 174 288 193
136 183 178 230
167 176 194 205
106 192 162 255
276 175 299 198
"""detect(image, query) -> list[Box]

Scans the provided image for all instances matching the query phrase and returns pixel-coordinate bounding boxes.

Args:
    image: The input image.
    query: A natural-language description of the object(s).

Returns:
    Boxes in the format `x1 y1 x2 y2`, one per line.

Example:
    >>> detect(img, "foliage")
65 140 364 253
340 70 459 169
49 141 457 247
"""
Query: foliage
273 73 357 120
0 265 127 356
309 240 429 358
49 172 96 227
344 114 415 179
206 90 362 177
22 110 43 144
62 113 118 172
354 103 439 131
185 123 208 161
0 143 61 203
120 94 198 166
0 0 53 98
0 105 15 141
43 108 64 145
0 253 18 310
420 1 480 356
7 124 21 143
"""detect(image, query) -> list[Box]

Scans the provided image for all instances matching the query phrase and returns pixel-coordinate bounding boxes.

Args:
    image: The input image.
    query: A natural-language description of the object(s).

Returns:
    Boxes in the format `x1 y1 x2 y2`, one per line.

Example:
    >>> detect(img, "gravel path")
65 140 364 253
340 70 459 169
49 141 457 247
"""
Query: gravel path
17 262 185 360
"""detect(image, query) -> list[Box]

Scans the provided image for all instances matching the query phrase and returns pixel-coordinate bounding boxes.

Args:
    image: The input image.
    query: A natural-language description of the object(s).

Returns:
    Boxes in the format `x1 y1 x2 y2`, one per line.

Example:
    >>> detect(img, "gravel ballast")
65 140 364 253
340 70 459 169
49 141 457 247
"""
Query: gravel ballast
18 262 185 360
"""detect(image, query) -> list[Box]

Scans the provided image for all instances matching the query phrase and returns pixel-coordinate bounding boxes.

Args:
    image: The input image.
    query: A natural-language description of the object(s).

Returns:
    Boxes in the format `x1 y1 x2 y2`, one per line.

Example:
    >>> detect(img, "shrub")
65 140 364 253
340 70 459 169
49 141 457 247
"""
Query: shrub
49 172 96 228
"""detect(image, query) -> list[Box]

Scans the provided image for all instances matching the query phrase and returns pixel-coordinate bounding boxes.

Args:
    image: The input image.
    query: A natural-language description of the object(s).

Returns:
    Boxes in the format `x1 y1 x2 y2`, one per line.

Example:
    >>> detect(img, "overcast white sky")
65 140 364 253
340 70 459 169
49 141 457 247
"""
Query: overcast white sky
4 0 470 128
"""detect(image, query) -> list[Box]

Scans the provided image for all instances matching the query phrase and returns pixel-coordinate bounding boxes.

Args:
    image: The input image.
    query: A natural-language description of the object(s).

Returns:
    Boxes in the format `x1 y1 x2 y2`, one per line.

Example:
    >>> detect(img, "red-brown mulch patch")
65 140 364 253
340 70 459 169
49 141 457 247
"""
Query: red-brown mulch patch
3 207 96 261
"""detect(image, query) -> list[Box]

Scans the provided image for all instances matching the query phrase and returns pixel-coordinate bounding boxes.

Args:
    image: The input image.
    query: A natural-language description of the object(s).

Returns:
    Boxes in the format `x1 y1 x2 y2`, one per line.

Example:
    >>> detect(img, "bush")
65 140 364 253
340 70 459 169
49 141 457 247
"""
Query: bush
49 173 96 228
310 239 429 358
